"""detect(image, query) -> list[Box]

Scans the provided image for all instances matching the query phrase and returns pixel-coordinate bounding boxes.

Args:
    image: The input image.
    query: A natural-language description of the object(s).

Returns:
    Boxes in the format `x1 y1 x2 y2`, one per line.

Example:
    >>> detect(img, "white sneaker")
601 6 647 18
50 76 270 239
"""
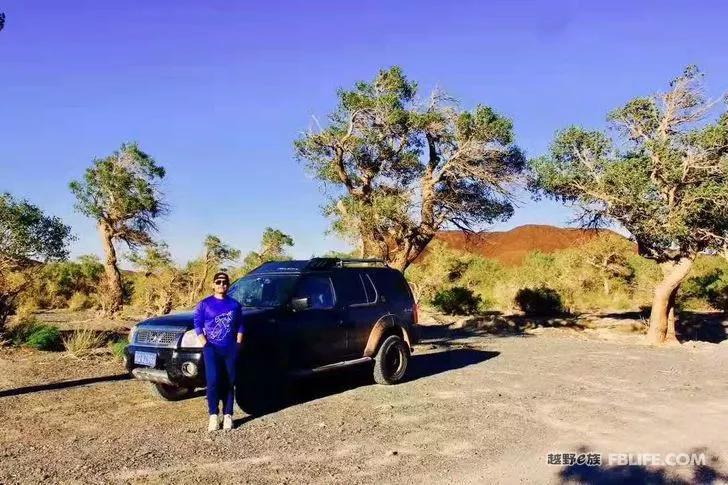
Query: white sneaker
223 414 233 431
208 414 220 432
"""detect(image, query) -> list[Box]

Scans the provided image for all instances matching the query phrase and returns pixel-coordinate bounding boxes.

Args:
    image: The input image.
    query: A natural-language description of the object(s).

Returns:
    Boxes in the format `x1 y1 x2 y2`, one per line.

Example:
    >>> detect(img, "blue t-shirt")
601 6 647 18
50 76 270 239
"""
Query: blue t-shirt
193 296 244 348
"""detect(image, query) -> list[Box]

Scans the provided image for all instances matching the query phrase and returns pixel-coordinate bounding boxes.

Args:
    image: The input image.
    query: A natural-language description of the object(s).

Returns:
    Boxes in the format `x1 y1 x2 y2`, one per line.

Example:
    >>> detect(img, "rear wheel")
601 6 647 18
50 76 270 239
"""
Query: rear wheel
373 335 409 385
151 383 194 401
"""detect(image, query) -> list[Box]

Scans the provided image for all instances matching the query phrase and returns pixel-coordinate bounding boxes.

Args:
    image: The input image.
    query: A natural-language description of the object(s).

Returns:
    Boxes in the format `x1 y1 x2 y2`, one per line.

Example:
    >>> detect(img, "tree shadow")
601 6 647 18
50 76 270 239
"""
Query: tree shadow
675 312 728 343
558 446 728 484
416 313 587 344
0 373 131 398
596 309 728 343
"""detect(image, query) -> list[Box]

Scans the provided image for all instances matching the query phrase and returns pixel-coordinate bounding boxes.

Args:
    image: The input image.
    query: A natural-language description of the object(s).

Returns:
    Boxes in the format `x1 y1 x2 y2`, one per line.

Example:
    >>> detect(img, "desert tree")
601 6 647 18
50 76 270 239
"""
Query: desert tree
529 66 728 344
185 235 241 305
70 143 167 314
0 193 73 330
129 243 182 316
295 67 524 271
579 234 635 296
240 227 294 273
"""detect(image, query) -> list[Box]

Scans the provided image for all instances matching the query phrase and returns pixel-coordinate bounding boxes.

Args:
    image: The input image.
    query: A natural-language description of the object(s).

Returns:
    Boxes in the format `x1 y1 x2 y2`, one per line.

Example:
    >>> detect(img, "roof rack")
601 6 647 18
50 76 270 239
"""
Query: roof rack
306 257 388 269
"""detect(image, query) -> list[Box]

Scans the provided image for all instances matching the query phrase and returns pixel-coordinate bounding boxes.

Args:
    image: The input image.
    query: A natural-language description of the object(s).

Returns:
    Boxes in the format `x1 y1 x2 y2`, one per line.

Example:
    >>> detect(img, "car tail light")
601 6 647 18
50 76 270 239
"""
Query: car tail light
413 303 418 324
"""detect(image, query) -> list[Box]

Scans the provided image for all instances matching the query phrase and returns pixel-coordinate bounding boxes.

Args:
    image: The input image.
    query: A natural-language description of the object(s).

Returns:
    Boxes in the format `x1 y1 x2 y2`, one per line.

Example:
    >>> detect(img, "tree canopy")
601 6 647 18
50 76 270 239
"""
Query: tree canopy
69 142 167 313
529 66 728 343
186 235 241 304
241 227 294 273
0 193 73 329
295 66 524 270
70 142 167 249
0 193 73 270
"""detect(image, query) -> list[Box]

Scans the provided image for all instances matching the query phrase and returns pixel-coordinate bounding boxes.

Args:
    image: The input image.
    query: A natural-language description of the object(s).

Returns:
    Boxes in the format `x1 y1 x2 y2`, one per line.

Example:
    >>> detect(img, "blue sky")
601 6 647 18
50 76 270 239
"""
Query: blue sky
1 0 726 264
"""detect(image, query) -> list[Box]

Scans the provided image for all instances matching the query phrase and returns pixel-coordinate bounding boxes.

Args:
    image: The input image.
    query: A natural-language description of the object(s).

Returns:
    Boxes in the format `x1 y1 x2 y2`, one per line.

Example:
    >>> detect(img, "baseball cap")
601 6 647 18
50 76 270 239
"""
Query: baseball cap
212 271 230 283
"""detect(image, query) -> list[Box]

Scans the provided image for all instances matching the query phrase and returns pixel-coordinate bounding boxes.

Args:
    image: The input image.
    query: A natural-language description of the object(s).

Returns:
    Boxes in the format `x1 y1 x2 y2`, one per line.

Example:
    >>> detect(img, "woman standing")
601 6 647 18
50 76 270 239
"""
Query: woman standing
193 271 244 431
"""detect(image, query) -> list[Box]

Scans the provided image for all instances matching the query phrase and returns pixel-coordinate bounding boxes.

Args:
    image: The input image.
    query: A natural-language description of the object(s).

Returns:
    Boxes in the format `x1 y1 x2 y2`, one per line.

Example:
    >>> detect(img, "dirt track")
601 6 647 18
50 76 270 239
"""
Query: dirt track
1 324 728 484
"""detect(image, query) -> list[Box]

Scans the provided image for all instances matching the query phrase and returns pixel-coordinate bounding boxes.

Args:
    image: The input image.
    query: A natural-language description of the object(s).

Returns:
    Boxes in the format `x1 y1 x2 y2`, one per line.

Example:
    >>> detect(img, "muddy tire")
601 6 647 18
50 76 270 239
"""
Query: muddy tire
373 335 409 385
151 383 193 401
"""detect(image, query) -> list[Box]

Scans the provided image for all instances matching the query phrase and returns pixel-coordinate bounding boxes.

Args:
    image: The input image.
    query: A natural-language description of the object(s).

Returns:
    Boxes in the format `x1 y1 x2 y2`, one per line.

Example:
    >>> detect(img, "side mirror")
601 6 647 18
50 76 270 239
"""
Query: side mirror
290 297 310 312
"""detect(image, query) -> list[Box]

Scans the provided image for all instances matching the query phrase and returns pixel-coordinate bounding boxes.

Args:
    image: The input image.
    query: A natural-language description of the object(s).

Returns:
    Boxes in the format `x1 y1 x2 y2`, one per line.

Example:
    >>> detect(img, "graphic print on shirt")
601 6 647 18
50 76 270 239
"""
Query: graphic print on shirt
208 310 233 342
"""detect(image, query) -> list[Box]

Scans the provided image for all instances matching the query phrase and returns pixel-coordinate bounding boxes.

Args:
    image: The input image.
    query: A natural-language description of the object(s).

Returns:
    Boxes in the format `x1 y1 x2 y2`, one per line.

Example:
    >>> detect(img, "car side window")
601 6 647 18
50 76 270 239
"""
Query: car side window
371 270 411 304
362 273 378 304
333 271 368 306
292 276 335 309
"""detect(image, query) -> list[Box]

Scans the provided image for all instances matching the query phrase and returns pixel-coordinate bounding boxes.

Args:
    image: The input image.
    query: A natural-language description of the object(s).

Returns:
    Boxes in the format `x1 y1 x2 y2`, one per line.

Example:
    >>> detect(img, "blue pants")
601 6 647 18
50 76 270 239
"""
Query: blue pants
203 345 237 415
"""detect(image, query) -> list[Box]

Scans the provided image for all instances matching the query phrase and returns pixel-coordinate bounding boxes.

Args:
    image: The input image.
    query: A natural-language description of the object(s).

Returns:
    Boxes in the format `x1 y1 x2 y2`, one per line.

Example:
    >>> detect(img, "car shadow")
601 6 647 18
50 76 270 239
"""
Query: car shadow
239 347 499 418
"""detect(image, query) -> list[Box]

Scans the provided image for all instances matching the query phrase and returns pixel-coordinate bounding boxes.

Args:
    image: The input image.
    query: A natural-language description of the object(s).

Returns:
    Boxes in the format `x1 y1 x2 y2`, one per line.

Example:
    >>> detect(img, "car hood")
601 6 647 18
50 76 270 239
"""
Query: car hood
136 307 277 330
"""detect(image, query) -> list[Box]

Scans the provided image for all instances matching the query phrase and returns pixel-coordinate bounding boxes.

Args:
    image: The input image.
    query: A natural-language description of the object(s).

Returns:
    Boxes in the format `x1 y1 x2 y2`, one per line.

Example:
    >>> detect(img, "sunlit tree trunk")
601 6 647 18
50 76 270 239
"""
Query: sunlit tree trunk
646 257 694 345
99 222 123 314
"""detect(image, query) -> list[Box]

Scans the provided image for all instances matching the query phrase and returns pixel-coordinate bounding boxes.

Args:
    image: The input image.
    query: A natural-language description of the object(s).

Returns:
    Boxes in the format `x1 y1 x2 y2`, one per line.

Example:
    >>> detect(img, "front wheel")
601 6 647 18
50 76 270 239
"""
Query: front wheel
373 335 409 385
151 382 194 401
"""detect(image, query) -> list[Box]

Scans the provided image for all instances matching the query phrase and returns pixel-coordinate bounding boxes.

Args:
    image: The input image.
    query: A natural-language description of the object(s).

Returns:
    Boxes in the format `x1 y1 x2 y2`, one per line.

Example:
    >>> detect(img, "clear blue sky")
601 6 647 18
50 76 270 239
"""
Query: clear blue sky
1 1 726 264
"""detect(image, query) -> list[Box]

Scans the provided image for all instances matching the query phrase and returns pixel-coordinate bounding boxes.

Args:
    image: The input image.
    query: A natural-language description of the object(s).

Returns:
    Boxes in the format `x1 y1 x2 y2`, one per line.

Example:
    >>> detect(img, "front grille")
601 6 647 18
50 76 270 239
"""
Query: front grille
135 329 181 348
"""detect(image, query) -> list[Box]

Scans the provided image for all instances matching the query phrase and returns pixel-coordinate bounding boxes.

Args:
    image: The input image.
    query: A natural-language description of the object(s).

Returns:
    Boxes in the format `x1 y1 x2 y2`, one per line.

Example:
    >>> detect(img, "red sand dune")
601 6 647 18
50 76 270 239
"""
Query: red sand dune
432 224 626 266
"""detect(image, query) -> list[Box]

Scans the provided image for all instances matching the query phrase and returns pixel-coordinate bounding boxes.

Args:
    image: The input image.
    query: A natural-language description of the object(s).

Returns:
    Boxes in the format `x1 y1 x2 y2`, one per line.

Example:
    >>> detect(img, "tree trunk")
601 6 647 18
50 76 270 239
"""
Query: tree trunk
99 222 123 315
664 287 679 344
646 256 694 345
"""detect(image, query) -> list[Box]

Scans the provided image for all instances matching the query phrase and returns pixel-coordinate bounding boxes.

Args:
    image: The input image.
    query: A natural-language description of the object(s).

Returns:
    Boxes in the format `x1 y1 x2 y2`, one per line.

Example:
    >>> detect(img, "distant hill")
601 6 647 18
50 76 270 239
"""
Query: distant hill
433 224 630 266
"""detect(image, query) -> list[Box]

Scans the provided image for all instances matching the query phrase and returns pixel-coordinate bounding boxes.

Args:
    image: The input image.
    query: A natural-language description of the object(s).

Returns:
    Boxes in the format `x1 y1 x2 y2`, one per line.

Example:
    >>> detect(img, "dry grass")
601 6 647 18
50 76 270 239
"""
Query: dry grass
62 326 105 358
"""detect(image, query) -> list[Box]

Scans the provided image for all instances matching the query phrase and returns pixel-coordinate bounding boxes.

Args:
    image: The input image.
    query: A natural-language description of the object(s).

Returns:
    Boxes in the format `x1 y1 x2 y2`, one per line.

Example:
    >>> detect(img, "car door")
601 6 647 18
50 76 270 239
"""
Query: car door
285 274 347 368
332 270 382 358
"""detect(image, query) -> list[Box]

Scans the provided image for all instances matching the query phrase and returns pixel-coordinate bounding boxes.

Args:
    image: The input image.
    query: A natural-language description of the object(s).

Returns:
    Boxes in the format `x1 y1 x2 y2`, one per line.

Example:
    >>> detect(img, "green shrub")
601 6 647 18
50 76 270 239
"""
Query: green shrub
9 319 39 345
432 286 481 315
10 321 63 350
514 287 565 316
26 325 62 350
110 338 128 360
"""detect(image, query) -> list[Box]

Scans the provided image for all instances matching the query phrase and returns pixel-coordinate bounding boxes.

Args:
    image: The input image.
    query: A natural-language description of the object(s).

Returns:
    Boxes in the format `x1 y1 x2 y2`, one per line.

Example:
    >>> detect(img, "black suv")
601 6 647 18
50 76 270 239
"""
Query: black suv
125 258 418 413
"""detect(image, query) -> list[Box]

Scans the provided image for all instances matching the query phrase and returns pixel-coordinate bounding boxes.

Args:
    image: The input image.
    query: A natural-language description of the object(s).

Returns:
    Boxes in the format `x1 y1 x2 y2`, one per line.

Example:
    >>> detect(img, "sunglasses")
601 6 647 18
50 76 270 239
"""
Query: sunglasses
214 280 229 286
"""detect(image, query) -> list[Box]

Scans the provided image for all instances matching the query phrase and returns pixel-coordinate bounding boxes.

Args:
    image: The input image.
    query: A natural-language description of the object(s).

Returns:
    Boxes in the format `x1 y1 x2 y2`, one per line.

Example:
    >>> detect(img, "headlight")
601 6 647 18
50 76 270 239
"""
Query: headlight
128 325 139 344
180 329 203 348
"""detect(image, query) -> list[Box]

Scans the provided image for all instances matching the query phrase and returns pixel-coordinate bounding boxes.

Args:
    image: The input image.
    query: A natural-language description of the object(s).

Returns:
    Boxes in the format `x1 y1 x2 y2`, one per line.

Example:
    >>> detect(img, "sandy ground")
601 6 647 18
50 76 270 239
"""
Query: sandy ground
1 317 728 484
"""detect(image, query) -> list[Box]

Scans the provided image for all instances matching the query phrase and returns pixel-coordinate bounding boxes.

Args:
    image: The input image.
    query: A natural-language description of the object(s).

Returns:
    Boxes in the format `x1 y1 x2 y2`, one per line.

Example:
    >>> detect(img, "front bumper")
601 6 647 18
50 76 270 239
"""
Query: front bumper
125 345 205 388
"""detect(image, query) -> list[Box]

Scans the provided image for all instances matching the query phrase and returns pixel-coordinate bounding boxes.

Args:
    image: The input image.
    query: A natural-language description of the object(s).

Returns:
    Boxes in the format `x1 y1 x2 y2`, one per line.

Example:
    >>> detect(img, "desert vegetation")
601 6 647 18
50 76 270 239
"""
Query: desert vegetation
408 236 728 318
1 66 727 349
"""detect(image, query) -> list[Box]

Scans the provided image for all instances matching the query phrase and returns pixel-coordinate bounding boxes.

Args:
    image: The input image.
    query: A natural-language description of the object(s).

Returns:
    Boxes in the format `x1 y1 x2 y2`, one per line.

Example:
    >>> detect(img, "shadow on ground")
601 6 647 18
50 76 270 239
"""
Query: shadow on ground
236 347 499 420
0 373 131 398
418 308 728 344
597 309 728 343
416 314 586 345
558 446 728 484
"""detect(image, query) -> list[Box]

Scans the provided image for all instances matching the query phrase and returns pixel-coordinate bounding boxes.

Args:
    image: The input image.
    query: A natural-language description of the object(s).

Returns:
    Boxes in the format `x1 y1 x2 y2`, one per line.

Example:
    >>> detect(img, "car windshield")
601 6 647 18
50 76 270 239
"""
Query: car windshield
228 274 299 308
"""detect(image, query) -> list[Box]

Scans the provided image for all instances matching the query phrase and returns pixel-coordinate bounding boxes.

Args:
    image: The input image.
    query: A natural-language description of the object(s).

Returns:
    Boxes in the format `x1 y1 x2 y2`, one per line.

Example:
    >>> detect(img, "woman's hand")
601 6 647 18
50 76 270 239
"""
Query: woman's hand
198 334 207 347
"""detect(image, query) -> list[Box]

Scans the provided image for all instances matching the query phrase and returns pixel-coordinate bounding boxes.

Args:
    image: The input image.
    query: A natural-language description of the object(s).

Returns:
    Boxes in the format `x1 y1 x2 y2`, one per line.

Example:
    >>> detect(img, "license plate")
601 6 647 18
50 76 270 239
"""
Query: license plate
134 351 157 367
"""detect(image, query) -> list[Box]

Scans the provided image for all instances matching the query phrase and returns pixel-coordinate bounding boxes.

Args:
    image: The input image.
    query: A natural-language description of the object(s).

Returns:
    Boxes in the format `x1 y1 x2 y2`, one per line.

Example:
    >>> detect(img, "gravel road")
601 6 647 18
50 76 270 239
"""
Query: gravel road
1 325 727 484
